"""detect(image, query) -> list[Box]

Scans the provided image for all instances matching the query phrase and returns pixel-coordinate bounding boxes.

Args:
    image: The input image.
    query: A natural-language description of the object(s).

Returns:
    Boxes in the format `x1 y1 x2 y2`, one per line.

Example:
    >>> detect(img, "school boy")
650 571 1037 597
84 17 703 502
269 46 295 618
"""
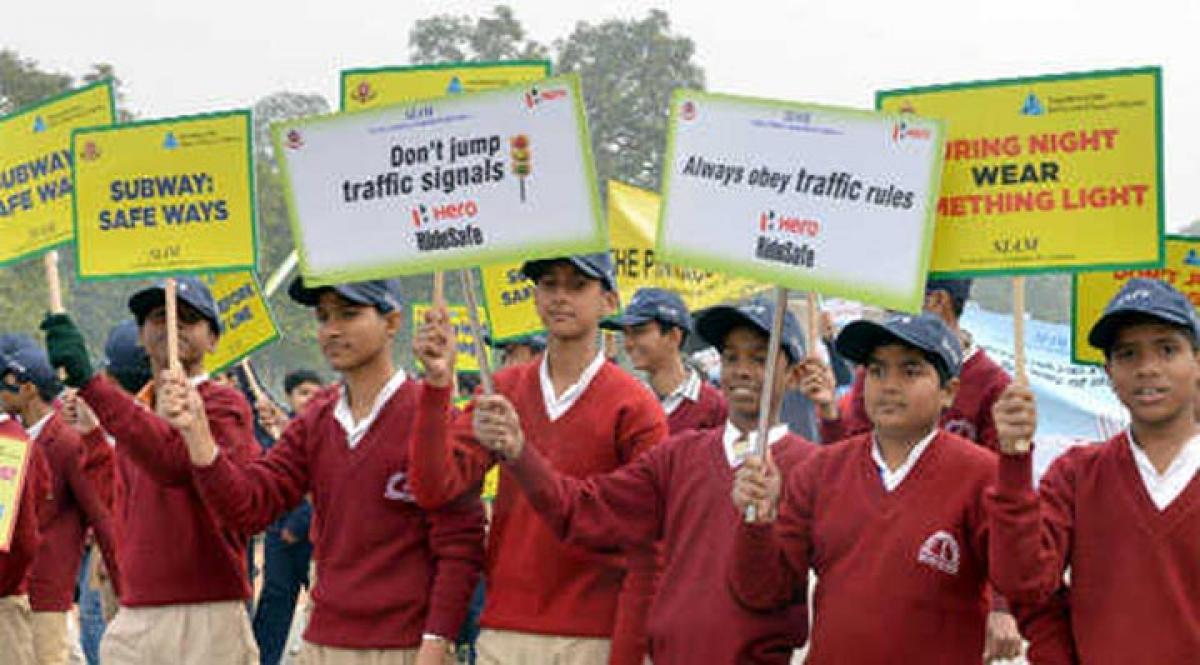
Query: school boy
0 341 120 665
409 253 668 665
602 287 727 434
469 298 816 663
988 278 1200 664
730 313 1022 663
0 406 50 665
41 277 261 664
164 278 485 664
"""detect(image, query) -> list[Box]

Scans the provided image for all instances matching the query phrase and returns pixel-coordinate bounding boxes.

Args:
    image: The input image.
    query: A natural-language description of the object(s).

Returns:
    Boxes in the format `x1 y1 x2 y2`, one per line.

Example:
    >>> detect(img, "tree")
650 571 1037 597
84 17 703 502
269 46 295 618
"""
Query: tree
555 10 704 193
409 5 548 64
409 7 705 196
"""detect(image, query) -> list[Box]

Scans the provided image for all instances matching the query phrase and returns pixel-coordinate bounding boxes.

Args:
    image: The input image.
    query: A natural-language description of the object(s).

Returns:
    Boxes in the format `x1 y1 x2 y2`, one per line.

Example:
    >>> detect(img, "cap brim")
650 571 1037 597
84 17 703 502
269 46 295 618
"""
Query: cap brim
287 278 374 309
1087 308 1196 351
695 306 762 351
600 313 654 331
128 286 166 322
520 258 612 290
835 319 923 366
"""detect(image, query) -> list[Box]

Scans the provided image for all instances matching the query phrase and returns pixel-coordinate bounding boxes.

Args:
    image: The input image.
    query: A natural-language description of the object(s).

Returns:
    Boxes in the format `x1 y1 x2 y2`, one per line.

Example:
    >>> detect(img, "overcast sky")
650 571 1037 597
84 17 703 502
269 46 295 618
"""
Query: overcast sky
5 0 1196 226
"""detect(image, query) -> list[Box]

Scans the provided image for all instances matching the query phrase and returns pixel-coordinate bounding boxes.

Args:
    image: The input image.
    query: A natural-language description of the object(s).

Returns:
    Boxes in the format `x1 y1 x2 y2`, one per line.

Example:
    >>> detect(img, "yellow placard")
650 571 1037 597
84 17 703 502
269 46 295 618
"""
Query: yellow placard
72 111 256 280
878 68 1163 276
412 303 491 373
0 433 33 553
1072 236 1200 365
340 60 551 111
608 180 764 310
0 81 114 266
480 261 544 342
201 272 280 374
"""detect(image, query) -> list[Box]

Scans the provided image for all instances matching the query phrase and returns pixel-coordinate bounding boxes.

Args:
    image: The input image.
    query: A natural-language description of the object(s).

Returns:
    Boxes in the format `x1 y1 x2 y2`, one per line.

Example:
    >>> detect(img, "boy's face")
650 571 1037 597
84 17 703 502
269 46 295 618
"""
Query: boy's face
622 322 680 371
533 263 617 342
718 326 796 424
288 381 323 413
314 291 400 372
863 343 956 439
1105 322 1200 426
0 374 30 414
140 301 218 370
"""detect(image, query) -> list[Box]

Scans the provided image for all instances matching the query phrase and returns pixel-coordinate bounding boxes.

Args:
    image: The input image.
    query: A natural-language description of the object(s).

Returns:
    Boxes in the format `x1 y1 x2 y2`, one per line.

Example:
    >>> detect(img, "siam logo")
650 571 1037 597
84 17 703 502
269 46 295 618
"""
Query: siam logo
351 81 377 105
446 76 464 94
285 129 304 150
524 84 568 109
1020 92 1045 116
1187 249 1200 268
79 141 101 161
163 132 179 150
898 101 917 114
384 471 415 502
32 116 46 133
681 100 697 121
892 120 932 144
917 530 961 575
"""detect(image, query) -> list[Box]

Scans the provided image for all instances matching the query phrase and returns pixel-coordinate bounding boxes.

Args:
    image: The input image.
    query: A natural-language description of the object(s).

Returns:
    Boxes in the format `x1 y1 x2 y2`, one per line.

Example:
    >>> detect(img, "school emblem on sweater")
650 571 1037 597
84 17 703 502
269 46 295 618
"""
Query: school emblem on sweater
917 530 960 575
942 417 977 442
384 471 415 503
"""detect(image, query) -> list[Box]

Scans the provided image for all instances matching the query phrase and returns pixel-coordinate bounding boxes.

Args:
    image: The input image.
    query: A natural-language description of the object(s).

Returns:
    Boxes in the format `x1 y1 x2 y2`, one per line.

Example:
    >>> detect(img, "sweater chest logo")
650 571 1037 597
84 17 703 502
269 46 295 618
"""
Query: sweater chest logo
941 416 977 442
384 471 415 502
917 530 960 576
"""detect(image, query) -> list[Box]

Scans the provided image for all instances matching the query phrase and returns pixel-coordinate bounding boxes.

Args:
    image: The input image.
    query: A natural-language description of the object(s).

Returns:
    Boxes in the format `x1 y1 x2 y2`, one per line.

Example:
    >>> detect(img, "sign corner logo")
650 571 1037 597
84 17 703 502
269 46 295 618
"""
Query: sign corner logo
32 116 47 133
163 131 179 150
681 100 697 121
1020 92 1045 116
446 76 464 95
1186 249 1200 268
524 84 567 110
285 129 304 151
80 141 101 162
891 120 931 144
351 81 377 105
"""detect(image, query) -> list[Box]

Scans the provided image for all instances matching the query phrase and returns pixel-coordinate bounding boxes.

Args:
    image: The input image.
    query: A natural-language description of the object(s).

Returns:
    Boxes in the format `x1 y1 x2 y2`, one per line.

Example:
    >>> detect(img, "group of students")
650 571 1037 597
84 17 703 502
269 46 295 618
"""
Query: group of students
0 249 1195 664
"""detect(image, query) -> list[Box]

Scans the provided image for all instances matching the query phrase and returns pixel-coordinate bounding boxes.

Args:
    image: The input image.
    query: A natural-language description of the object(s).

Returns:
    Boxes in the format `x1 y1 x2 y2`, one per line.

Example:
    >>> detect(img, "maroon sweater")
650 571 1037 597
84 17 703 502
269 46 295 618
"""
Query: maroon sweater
507 426 815 664
0 416 47 597
29 413 120 611
820 349 1010 449
410 361 668 639
731 432 998 664
988 435 1200 664
192 380 485 649
666 381 727 435
79 374 257 607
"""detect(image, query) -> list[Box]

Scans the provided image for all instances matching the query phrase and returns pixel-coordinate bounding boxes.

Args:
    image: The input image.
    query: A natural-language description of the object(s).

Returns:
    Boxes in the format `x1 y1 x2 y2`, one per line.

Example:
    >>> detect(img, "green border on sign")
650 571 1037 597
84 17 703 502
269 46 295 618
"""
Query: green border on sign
338 59 553 112
876 66 1166 279
0 79 117 268
273 73 607 287
69 108 259 282
1069 233 1195 367
655 88 947 313
205 271 282 375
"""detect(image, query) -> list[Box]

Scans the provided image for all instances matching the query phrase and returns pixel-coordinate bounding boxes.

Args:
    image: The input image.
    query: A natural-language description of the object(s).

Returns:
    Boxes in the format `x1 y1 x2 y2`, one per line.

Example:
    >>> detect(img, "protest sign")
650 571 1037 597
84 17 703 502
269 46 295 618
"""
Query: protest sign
480 261 543 343
275 74 604 285
341 60 551 111
200 271 280 374
1072 235 1200 365
412 303 491 373
608 179 763 310
0 434 32 552
0 80 114 266
878 67 1163 277
657 91 945 312
72 110 257 279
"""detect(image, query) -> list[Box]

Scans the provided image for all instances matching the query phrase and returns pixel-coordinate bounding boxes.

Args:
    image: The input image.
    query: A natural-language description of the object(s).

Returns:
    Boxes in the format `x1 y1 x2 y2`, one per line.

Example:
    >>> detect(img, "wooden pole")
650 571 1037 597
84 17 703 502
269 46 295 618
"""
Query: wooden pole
262 250 299 299
240 358 281 439
165 278 181 372
432 272 446 308
746 286 788 522
1012 276 1030 453
806 292 820 355
44 250 64 314
458 269 493 394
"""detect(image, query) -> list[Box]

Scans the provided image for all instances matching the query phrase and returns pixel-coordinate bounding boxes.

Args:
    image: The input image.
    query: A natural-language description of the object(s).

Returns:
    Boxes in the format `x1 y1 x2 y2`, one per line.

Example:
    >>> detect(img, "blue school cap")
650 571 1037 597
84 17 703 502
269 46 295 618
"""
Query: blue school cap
1088 278 1200 351
836 313 963 380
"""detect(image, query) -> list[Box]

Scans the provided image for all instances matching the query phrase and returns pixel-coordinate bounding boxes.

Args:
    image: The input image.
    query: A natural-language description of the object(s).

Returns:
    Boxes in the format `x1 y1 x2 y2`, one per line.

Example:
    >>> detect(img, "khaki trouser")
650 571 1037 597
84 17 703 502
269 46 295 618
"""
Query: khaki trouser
32 610 70 665
0 595 36 665
99 600 258 665
476 629 610 665
299 643 418 665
